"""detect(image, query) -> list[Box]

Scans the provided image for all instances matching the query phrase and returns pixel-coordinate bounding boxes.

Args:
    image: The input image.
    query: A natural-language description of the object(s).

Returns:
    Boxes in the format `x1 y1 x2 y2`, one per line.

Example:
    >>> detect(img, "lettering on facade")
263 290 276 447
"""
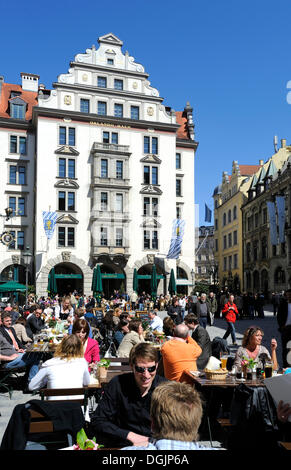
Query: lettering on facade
89 121 131 129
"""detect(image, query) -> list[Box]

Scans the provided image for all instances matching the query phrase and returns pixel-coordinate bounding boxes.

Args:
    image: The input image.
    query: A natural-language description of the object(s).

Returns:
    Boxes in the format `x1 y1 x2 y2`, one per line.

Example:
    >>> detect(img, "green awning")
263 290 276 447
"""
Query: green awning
0 281 26 292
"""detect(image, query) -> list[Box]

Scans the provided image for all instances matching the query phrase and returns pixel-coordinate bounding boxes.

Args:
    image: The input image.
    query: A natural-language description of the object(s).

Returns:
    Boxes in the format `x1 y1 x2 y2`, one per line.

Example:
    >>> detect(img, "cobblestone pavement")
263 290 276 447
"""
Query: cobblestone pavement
0 304 283 448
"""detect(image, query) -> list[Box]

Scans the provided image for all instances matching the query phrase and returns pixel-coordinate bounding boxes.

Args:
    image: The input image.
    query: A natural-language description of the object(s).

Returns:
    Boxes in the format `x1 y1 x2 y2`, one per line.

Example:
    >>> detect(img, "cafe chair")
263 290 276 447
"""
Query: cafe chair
0 366 27 398
39 387 89 414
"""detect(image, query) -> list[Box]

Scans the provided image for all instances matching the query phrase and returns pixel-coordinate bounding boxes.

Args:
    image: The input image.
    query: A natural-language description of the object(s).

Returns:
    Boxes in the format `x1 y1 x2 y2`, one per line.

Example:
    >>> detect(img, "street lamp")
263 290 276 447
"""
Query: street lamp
191 269 195 292
23 246 32 307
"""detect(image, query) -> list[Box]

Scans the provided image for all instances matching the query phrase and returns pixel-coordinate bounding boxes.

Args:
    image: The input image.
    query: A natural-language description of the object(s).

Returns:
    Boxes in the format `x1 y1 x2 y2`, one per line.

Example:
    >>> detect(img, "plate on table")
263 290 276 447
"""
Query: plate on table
190 371 205 377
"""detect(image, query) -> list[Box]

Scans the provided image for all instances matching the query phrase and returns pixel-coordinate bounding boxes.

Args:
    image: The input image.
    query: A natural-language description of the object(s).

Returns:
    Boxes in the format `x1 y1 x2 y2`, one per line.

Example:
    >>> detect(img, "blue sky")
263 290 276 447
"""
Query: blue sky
2 0 291 225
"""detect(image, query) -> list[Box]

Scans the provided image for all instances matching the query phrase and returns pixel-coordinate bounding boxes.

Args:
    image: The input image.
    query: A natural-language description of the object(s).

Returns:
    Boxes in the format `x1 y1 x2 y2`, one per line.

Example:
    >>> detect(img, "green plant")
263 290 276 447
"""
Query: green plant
97 358 111 368
74 428 104 450
241 356 257 370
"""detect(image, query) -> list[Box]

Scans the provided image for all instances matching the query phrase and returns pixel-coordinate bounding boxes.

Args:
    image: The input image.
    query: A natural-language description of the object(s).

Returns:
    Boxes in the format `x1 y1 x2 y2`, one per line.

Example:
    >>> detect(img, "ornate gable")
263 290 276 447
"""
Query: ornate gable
54 146 80 156
140 154 162 164
140 185 163 195
141 218 161 228
54 179 79 189
98 33 123 47
56 214 79 224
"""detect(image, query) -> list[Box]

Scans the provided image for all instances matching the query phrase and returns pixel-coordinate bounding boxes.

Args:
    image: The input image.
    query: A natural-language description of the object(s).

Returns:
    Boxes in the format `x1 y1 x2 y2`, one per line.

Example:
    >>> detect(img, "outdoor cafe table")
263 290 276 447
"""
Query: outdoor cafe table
184 370 267 388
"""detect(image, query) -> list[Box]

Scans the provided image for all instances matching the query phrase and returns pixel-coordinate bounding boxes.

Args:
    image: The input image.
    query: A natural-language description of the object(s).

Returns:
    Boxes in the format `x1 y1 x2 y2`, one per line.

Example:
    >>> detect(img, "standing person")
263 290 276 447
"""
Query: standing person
194 293 210 329
130 291 138 311
178 296 186 321
277 289 291 368
184 314 212 370
207 292 217 326
167 298 183 325
222 294 238 346
69 292 77 312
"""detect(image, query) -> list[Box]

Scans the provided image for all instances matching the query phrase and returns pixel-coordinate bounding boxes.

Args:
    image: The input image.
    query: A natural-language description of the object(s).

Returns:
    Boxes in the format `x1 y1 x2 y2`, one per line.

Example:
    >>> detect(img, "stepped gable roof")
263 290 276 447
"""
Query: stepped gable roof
175 111 189 139
0 83 38 120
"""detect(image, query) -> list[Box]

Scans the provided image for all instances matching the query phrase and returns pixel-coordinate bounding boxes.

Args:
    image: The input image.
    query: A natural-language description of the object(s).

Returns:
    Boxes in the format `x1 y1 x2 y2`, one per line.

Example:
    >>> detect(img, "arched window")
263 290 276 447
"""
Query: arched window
233 206 237 220
246 243 251 262
253 240 258 261
261 237 268 259
228 209 231 223
274 267 286 285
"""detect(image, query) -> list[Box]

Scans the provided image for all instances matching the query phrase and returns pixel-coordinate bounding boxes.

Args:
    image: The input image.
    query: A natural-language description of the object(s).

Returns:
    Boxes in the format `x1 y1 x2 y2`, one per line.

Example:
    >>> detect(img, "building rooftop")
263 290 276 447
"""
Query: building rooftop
0 82 38 120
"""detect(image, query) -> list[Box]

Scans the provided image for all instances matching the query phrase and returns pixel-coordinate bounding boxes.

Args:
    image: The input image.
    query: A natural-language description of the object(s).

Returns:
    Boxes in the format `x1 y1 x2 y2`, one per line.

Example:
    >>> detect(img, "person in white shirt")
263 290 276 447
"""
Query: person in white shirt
148 310 163 333
178 296 187 321
28 334 90 400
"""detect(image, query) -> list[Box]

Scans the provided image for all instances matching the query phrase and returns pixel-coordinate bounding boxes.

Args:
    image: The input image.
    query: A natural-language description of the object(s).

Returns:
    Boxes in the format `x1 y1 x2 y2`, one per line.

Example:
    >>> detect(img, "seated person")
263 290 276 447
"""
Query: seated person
114 319 130 347
234 326 278 370
117 320 145 358
163 316 175 338
54 296 74 320
67 308 93 338
0 312 40 384
161 323 202 383
184 313 212 369
148 310 163 333
122 380 214 450
13 317 32 346
72 318 100 369
90 343 167 448
25 305 45 338
28 335 90 399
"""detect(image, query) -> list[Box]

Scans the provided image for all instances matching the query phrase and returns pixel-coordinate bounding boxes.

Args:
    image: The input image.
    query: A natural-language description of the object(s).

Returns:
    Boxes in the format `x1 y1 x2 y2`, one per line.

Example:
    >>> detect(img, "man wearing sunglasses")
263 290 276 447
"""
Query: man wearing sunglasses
90 342 167 448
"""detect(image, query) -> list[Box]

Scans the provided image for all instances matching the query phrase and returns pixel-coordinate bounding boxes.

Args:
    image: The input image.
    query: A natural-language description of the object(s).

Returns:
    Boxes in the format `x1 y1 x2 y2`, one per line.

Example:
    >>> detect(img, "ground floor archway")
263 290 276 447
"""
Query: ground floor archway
53 262 84 296
99 264 126 299
137 264 165 295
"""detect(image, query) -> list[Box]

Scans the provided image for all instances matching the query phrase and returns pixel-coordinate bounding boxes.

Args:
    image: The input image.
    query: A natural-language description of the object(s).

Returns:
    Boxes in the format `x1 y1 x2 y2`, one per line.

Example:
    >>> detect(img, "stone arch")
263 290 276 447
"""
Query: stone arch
36 254 92 297
0 257 26 275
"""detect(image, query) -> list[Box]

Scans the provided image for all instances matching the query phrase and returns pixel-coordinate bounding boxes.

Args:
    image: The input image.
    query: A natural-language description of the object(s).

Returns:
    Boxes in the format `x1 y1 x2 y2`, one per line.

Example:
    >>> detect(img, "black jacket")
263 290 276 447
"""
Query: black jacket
90 373 167 447
192 325 212 369
26 315 45 336
277 299 289 331
167 305 183 325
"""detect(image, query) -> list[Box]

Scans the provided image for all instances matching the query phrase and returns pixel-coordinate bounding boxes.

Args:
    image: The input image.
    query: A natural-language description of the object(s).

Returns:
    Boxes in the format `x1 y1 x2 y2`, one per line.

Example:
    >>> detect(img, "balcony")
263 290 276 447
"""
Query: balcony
90 210 130 222
91 245 130 257
92 142 130 155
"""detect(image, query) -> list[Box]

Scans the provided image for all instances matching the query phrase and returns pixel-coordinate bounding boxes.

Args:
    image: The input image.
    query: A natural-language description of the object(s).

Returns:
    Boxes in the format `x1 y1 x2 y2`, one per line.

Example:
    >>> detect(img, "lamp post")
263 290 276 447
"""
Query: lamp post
191 269 195 293
23 246 32 307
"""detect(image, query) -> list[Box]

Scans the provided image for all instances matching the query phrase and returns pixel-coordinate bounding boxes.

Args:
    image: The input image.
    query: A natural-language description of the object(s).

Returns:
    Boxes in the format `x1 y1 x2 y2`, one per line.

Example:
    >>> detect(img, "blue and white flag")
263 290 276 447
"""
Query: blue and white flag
167 219 186 259
205 204 212 223
42 211 57 240
276 196 286 244
266 201 277 245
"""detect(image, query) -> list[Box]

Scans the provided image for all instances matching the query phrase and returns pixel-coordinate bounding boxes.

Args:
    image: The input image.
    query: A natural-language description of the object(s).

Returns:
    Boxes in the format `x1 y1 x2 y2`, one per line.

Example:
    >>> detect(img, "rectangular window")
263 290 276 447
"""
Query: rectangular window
144 136 150 154
176 153 181 169
115 193 123 212
215 239 218 251
144 230 150 249
58 227 66 247
114 103 123 118
228 233 232 247
58 192 66 211
80 98 90 113
152 137 158 154
59 159 66 178
144 197 150 216
67 227 75 247
9 166 17 184
98 76 107 88
233 230 237 245
18 166 26 185
68 159 75 178
114 79 123 90
18 198 25 216
98 101 107 115
116 228 123 246
223 257 227 271
223 235 227 249
143 166 150 184
59 127 75 146
107 58 114 65
101 192 108 211
152 167 158 185
229 256 232 270
103 132 110 143
234 254 238 269
101 159 108 178
9 197 16 216
116 161 123 179
152 231 158 249
11 104 25 119
130 106 139 120
100 227 108 246
215 219 218 230
152 198 158 217
176 205 181 219
111 132 118 144
10 135 27 154
8 230 25 250
67 192 75 211
176 179 181 196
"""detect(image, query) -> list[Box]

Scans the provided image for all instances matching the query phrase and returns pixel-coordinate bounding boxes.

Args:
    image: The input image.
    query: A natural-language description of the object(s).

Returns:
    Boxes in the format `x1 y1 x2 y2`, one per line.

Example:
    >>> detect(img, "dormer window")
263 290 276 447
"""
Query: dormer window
9 97 26 120
107 58 114 65
10 91 21 98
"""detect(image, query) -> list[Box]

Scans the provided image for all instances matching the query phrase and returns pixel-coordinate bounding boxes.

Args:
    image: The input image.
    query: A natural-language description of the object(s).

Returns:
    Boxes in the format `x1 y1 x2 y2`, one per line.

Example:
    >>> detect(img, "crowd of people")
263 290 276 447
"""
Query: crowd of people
1 286 291 450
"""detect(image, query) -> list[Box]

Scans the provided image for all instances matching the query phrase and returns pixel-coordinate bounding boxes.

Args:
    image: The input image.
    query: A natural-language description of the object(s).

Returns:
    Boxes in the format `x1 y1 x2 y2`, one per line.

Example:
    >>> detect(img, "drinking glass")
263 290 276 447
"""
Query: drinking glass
264 362 273 378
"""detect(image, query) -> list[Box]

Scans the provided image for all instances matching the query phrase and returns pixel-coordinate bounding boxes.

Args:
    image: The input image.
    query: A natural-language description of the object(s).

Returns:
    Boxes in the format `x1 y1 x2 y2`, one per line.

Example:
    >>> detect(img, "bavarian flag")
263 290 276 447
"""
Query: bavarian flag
42 211 58 240
166 219 186 259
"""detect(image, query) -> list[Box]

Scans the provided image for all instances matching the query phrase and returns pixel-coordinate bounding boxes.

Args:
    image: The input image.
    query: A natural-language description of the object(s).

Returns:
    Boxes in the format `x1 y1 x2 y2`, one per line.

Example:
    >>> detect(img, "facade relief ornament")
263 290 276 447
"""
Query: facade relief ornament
61 251 71 262
147 107 154 116
64 95 72 105
12 255 20 265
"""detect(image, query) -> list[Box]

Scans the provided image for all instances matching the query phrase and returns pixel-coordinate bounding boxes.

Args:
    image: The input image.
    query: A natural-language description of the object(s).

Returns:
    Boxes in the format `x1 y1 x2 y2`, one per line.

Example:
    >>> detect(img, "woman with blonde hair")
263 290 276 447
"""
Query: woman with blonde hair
54 296 74 320
28 335 90 398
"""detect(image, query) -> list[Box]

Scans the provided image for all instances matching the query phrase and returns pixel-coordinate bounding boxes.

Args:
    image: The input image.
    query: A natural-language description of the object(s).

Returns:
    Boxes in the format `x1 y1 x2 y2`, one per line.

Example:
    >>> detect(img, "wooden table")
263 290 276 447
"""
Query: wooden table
184 370 266 388
26 342 56 353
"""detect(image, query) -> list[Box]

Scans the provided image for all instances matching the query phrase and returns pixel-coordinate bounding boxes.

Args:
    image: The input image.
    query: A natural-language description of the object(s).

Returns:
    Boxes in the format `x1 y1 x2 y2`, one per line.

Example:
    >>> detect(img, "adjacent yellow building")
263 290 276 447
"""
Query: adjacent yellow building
213 160 262 292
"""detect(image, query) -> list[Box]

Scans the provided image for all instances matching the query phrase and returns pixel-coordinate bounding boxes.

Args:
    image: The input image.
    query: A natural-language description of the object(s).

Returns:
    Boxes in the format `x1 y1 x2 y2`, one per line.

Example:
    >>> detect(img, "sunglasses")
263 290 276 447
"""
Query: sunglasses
134 365 157 374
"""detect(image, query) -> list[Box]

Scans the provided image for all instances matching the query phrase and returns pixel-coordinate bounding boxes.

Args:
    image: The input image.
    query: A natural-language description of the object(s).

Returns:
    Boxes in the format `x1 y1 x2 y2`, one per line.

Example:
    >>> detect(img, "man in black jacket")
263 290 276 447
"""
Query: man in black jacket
167 298 183 325
277 289 291 367
184 313 212 369
26 305 45 338
90 342 167 448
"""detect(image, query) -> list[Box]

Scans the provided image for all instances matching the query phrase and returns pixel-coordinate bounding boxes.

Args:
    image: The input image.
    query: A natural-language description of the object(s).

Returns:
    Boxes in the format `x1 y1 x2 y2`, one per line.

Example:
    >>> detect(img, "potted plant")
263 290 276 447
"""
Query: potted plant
97 358 111 379
241 357 257 379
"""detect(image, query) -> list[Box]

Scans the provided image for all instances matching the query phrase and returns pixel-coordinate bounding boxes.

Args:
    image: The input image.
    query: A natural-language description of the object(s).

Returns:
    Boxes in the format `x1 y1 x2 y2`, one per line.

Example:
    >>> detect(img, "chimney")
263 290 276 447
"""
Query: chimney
0 76 4 94
38 83 46 90
281 138 286 148
21 73 40 92
259 159 264 165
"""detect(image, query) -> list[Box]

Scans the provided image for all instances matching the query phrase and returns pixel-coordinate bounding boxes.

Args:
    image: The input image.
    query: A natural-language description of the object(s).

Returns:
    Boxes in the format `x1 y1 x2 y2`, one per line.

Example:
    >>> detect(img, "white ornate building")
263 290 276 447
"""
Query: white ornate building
0 33 198 298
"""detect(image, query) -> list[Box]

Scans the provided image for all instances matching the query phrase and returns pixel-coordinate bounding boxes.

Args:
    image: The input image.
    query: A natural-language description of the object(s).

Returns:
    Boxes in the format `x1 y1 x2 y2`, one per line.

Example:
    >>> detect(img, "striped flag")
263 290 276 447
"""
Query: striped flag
166 219 186 259
42 211 58 240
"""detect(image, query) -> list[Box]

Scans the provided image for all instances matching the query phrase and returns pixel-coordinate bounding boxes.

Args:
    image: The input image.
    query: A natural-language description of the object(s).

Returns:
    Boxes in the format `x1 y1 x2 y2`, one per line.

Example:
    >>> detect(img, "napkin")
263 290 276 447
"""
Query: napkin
205 356 221 371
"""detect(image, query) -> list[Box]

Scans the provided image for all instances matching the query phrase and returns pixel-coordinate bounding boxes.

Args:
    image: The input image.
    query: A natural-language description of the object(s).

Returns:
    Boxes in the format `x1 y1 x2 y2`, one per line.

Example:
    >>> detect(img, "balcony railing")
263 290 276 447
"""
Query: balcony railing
92 142 130 153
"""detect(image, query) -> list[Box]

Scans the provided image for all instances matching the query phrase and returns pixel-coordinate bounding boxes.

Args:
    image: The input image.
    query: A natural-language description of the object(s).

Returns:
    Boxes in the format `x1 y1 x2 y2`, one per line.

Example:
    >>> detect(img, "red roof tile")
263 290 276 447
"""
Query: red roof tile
175 111 189 139
0 83 38 120
238 164 262 176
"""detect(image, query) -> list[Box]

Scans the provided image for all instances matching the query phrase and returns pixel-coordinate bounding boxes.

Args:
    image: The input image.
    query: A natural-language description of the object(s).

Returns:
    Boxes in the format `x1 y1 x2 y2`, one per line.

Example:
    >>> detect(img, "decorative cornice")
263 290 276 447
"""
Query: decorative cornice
56 214 79 224
140 154 161 164
54 145 80 156
69 61 149 79
140 184 163 195
54 179 79 189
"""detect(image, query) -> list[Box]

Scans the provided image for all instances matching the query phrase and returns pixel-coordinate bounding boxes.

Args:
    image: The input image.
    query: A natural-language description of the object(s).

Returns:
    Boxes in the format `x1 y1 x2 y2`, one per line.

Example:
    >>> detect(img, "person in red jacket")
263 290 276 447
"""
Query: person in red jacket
222 294 238 345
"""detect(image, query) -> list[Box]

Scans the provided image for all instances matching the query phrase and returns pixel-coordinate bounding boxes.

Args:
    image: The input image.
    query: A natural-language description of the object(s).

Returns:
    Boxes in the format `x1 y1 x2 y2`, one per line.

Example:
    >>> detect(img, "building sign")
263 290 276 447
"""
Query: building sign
89 121 131 129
